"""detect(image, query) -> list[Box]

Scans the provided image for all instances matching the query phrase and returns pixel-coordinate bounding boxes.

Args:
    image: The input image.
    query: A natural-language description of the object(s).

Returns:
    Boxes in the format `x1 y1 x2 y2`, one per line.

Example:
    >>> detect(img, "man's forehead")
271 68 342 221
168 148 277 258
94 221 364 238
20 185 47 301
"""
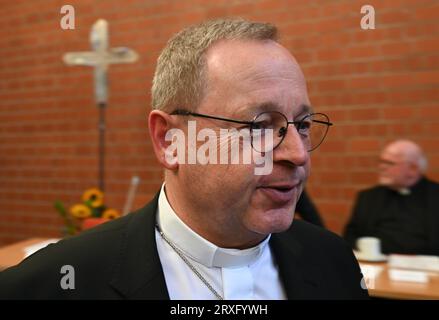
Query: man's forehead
205 39 301 78
381 147 404 161
203 39 308 116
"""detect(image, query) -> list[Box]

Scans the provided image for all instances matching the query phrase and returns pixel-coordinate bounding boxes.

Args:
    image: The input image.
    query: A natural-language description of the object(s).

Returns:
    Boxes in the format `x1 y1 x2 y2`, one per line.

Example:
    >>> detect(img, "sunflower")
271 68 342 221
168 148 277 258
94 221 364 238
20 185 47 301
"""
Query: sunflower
102 209 120 219
102 208 121 220
70 204 92 219
82 188 104 208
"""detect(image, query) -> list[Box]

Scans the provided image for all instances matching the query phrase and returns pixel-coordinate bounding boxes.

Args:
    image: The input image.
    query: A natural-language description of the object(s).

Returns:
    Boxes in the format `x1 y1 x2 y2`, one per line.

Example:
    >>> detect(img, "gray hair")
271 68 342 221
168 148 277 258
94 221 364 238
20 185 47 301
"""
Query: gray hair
387 139 428 173
403 142 428 173
151 18 278 112
411 150 428 173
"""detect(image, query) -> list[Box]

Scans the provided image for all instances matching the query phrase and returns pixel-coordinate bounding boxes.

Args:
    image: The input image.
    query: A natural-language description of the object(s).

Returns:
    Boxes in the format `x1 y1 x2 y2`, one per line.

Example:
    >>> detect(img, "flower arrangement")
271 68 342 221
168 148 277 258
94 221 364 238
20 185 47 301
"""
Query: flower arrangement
55 188 121 236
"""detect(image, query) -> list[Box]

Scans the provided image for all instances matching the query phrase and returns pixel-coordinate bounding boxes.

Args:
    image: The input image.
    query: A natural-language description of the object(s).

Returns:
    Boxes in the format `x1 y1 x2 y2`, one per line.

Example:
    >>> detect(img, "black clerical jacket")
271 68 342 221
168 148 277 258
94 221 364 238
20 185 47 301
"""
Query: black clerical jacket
344 177 439 255
0 193 368 299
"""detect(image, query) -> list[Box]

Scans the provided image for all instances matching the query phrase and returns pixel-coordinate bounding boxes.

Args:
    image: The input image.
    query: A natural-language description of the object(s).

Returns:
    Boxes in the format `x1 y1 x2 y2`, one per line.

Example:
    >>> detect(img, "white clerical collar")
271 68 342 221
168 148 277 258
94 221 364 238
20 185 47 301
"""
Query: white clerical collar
397 188 411 195
156 183 270 268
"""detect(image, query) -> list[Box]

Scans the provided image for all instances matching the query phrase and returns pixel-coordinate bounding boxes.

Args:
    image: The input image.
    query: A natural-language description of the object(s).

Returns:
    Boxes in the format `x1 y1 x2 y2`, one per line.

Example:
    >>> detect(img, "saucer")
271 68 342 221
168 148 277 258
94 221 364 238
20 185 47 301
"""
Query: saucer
354 250 388 262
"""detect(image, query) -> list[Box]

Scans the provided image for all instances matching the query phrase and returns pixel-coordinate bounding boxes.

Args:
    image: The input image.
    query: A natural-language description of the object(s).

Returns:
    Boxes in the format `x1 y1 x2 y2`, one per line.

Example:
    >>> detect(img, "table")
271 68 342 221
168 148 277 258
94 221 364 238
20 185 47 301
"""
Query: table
0 238 53 271
360 261 439 299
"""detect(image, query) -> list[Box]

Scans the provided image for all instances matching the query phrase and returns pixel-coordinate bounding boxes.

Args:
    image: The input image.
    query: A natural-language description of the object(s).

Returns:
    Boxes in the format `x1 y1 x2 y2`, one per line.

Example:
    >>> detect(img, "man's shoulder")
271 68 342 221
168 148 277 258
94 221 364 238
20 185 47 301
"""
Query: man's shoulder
12 197 158 266
23 209 135 266
286 219 348 251
357 185 387 197
424 177 439 190
272 220 368 299
278 219 363 269
0 202 156 299
356 177 439 196
273 219 354 263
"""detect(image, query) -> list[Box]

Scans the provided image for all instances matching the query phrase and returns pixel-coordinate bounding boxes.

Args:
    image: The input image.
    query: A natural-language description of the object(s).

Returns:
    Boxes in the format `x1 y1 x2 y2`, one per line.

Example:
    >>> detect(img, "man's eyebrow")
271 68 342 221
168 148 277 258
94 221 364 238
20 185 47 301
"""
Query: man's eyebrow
235 102 314 119
246 102 280 114
297 104 314 116
379 158 398 165
233 102 279 119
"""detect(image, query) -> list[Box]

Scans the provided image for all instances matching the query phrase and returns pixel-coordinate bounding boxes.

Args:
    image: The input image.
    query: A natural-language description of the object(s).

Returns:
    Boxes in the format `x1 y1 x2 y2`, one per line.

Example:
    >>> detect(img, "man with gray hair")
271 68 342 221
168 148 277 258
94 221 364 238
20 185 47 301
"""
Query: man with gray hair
344 139 439 256
1 18 367 299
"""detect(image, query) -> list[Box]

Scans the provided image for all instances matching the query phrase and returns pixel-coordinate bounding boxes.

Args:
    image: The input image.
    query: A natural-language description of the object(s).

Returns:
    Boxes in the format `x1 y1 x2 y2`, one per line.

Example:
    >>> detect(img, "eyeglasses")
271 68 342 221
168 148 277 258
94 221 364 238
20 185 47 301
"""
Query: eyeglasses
379 159 404 167
170 109 333 153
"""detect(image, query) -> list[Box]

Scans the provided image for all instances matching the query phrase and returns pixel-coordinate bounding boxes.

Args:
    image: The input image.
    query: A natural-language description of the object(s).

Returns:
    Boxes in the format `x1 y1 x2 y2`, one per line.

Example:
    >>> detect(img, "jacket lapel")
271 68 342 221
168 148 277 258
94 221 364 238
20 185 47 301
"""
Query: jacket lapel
109 192 170 299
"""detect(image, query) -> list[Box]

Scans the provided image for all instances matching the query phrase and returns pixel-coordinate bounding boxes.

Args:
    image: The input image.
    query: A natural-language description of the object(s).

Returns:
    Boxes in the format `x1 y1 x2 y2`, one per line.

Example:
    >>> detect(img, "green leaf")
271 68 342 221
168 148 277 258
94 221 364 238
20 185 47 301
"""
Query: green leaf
54 200 67 217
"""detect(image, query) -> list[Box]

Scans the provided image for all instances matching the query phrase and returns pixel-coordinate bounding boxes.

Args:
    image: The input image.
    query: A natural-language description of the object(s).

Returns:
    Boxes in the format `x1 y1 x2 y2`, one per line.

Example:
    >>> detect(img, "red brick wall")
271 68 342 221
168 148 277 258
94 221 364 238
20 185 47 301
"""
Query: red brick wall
1 0 438 245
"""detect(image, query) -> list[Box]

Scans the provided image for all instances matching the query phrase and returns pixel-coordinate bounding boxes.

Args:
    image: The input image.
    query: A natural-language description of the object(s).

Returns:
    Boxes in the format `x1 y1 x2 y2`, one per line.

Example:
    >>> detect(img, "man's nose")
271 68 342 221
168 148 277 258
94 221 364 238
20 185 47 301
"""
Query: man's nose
273 126 308 166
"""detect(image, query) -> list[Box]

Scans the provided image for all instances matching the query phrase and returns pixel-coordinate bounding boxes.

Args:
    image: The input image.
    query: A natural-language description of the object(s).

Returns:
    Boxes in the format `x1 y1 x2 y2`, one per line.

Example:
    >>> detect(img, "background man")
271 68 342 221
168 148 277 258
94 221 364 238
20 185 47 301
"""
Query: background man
344 139 439 255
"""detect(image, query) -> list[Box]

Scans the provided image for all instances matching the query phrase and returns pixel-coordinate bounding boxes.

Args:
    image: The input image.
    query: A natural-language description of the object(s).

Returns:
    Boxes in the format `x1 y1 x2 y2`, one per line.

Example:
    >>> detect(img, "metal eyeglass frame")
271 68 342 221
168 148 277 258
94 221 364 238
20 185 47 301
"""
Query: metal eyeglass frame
169 109 333 152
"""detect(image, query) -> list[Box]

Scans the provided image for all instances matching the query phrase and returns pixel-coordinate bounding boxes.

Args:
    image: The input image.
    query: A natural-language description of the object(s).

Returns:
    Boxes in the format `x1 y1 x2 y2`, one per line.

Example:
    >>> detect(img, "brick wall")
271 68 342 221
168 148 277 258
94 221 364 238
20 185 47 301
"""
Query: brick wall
0 0 438 245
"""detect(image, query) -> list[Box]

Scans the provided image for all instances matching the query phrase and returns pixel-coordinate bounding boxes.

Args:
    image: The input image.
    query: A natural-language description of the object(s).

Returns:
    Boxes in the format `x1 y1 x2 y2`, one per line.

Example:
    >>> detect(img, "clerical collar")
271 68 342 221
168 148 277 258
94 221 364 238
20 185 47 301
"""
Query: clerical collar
156 184 270 268
393 177 427 196
397 188 411 196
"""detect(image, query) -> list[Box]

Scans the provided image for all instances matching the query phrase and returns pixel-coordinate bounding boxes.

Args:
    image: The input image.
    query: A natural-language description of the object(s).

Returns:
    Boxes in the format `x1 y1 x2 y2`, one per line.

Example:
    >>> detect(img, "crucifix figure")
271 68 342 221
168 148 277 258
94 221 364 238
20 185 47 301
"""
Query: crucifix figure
63 19 138 191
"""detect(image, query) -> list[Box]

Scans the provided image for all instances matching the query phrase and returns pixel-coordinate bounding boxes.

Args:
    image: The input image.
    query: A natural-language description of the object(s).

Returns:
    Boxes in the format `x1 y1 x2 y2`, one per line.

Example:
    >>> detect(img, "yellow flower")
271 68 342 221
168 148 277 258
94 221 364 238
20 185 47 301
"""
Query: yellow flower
102 208 121 220
70 204 92 219
82 188 104 207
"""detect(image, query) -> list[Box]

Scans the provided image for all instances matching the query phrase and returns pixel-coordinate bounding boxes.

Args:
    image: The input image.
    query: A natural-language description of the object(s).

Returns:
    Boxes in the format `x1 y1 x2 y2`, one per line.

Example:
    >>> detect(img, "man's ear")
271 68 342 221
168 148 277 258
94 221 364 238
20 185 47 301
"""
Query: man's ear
405 161 421 181
148 110 180 170
410 161 421 173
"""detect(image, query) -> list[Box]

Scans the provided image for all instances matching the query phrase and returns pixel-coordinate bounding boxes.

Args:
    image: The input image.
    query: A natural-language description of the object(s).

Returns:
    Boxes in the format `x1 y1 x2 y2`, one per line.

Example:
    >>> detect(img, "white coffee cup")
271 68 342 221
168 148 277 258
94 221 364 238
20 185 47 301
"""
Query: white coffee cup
357 237 382 258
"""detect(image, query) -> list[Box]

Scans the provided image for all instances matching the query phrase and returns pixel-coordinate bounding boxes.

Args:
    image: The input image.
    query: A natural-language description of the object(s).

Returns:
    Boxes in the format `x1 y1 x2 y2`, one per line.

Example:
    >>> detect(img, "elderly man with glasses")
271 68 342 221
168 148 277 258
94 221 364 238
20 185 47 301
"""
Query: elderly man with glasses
0 18 367 300
344 140 439 256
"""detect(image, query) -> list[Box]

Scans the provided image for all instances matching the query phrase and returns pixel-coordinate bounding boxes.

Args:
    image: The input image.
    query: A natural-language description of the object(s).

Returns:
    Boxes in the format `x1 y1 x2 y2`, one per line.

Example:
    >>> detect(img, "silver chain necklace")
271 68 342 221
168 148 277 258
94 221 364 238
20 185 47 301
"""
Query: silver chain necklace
156 225 224 300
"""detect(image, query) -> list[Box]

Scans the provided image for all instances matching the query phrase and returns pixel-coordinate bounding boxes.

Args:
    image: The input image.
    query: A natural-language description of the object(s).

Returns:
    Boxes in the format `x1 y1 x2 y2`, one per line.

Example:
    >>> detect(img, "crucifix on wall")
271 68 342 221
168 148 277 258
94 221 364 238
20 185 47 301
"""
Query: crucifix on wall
63 19 139 191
